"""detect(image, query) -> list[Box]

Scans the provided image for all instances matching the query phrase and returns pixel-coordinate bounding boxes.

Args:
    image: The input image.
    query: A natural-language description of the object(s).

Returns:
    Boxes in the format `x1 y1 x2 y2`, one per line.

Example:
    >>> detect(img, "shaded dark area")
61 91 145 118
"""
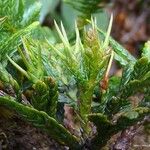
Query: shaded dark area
111 0 150 56
112 116 150 150
0 116 67 150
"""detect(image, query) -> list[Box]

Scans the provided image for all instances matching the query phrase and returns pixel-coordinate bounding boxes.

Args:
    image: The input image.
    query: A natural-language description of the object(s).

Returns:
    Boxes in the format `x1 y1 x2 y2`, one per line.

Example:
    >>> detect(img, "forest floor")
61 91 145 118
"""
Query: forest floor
0 117 67 150
0 116 149 150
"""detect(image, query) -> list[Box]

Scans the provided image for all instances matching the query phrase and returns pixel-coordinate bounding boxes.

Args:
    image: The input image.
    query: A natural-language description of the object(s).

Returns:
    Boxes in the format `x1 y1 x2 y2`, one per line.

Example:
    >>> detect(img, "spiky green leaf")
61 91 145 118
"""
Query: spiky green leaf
95 27 136 65
0 22 39 62
64 0 104 17
142 41 150 60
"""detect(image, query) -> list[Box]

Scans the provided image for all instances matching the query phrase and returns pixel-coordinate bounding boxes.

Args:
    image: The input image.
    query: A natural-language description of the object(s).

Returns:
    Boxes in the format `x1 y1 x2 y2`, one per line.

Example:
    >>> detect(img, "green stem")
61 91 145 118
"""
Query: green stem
79 89 93 118
78 84 94 134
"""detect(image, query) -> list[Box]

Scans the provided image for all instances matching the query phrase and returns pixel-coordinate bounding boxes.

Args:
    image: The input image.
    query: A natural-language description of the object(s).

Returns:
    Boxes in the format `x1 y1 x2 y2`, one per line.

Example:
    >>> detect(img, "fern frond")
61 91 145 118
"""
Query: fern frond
86 18 136 66
0 16 7 27
0 22 39 63
0 96 80 149
142 41 150 59
0 0 25 27
48 18 111 132
101 56 150 116
64 0 104 17
120 57 150 98
7 38 58 116
130 57 149 80
21 1 41 27
0 63 19 91
88 107 150 149
97 28 136 66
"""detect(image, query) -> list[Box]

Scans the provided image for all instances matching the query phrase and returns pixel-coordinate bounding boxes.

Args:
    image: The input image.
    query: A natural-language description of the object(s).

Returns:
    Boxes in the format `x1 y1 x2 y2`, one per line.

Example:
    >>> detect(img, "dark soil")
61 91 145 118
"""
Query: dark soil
130 126 150 150
111 0 150 56
0 117 67 150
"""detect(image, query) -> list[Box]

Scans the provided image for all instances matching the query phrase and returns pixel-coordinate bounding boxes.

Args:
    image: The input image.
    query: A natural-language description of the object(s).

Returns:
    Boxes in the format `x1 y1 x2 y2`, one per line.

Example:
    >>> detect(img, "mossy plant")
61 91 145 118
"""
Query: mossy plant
0 0 150 149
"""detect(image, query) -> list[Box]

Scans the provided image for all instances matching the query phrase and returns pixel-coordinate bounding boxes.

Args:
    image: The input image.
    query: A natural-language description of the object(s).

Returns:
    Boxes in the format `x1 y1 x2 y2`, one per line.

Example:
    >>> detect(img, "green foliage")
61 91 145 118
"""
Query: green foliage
88 107 150 149
120 65 134 88
64 0 104 17
130 57 149 80
97 28 136 66
120 57 150 98
142 41 150 59
0 1 149 149
30 78 58 118
44 77 58 117
100 76 132 115
48 18 112 123
31 80 49 111
7 38 58 117
0 64 19 93
0 0 40 63
0 22 39 62
0 96 80 150
7 37 45 82
0 0 25 27
100 55 150 118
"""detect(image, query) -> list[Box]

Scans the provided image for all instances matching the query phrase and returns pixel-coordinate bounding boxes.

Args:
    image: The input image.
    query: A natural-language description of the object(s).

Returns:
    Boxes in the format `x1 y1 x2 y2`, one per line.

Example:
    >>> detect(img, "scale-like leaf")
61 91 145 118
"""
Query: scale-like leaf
120 64 133 88
44 77 58 117
120 57 150 98
115 107 150 131
0 96 80 149
120 77 150 99
142 41 150 59
64 0 104 17
98 29 136 66
0 22 39 62
21 2 41 27
88 107 150 149
130 57 149 80
0 0 25 26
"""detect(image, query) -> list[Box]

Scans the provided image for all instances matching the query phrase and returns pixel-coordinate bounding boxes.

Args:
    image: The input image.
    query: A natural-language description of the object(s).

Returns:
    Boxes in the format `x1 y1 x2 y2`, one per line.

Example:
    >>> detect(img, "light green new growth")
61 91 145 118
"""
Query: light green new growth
0 1 149 149
142 41 150 59
48 17 113 133
88 107 150 149
0 0 40 62
86 18 136 66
